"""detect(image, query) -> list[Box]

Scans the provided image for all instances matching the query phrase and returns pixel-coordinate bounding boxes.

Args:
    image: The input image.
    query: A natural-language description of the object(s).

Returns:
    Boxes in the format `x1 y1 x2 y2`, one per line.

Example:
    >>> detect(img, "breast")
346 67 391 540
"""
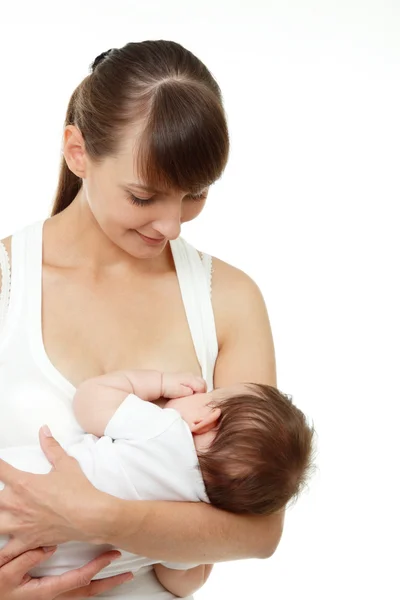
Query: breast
41 265 203 387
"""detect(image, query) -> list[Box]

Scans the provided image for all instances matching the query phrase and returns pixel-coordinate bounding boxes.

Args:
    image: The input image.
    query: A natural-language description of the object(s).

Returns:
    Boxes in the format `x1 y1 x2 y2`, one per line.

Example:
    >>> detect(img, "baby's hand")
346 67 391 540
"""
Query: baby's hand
161 372 207 398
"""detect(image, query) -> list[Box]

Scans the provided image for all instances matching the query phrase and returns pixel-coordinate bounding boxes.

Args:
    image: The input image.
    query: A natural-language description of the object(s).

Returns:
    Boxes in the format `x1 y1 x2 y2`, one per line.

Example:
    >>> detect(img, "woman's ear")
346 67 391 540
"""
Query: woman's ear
63 125 88 178
190 408 221 435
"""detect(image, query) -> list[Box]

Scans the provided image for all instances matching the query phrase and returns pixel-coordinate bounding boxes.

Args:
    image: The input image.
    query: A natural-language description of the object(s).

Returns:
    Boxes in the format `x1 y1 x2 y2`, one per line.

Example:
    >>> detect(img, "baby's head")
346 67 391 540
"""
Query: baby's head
166 383 315 515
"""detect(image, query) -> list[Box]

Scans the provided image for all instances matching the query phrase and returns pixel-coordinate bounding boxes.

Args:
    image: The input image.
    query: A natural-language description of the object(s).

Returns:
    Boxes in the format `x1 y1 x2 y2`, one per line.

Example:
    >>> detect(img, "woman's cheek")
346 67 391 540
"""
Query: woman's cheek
181 200 206 224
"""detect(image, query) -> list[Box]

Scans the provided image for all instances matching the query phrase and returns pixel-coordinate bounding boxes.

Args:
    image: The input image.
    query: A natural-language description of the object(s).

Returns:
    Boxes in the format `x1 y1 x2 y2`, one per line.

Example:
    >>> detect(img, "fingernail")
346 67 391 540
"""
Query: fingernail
110 551 122 561
42 425 53 437
122 573 134 582
43 546 57 553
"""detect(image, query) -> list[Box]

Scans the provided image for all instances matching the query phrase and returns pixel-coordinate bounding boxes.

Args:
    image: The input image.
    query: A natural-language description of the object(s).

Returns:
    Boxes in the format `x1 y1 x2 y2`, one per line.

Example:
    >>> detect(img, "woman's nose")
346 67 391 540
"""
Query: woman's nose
152 203 182 240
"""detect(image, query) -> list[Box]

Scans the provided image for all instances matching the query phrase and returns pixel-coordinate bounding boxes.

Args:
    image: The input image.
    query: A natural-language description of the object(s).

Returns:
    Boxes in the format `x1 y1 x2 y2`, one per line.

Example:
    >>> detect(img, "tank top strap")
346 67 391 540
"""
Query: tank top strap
13 220 44 317
23 220 45 352
0 221 44 350
170 237 218 391
0 240 11 330
199 251 213 298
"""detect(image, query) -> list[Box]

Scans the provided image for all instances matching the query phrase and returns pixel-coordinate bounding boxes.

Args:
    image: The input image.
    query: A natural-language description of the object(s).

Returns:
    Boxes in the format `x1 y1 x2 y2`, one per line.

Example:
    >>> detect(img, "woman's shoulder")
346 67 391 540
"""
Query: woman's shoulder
1 236 12 253
186 240 262 300
211 255 264 301
210 255 269 335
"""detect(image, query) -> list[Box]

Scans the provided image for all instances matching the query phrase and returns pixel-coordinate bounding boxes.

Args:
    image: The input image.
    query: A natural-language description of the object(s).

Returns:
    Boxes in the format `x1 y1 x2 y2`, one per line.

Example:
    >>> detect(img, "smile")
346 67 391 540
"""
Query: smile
136 232 166 245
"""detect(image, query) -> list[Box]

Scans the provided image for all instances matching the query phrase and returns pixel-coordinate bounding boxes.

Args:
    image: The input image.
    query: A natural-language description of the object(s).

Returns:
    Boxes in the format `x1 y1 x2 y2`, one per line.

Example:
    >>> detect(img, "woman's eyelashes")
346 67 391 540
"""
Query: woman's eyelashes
189 191 208 202
128 193 153 207
127 191 208 207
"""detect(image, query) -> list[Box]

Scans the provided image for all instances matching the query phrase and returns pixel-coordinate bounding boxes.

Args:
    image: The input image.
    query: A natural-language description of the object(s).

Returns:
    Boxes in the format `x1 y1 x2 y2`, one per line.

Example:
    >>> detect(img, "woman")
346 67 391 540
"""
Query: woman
0 40 283 598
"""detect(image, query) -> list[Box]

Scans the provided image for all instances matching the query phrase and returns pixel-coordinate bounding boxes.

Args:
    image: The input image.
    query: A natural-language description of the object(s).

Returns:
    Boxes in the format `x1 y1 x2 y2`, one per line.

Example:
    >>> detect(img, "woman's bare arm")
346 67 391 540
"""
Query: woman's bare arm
211 258 277 389
100 496 284 562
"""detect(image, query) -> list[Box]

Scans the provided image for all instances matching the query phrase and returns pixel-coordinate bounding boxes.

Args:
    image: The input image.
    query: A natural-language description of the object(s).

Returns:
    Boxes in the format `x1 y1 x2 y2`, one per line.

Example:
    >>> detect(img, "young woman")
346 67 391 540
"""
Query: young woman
0 40 282 599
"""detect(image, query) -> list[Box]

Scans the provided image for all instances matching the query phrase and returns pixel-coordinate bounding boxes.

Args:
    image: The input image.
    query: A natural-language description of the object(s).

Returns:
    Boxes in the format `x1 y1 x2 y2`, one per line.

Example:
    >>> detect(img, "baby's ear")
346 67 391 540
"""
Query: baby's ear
191 408 221 434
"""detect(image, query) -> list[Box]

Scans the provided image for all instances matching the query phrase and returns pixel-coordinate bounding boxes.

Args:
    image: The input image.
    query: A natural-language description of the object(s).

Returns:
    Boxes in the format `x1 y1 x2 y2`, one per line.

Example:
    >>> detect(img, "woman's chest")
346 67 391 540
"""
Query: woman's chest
42 268 202 387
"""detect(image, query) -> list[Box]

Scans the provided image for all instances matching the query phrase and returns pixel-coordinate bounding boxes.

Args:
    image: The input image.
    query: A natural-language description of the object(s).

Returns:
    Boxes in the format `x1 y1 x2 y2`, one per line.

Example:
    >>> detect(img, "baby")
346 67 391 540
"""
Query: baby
73 369 314 516
0 370 314 596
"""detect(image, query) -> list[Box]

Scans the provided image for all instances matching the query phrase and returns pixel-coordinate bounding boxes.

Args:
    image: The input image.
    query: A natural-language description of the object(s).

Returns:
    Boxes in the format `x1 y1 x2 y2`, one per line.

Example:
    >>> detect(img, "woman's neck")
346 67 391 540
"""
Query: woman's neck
44 195 173 276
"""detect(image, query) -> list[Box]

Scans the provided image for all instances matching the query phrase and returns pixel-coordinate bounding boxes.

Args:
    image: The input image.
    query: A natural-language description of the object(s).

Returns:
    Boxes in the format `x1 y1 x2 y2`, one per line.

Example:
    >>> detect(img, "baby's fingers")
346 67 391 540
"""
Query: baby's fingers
180 374 207 394
162 373 207 398
168 385 194 398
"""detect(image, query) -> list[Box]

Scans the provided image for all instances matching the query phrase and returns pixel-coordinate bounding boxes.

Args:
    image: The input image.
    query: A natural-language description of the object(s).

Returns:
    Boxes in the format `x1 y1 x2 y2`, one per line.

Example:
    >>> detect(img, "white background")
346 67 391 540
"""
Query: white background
1 1 399 598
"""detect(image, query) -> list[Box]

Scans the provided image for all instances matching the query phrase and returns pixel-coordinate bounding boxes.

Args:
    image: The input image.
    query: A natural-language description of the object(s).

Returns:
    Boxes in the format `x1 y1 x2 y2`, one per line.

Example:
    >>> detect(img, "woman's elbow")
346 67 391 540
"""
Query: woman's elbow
256 510 285 559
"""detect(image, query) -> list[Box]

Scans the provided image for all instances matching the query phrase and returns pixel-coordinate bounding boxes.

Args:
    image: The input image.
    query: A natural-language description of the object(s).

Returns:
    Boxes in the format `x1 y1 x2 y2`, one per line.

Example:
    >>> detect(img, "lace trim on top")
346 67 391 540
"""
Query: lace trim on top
0 240 11 331
200 252 214 299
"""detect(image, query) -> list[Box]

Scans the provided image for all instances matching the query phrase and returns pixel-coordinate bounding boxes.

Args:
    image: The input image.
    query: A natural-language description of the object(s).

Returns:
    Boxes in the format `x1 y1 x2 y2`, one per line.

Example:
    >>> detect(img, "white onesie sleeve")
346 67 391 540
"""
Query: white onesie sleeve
104 393 183 440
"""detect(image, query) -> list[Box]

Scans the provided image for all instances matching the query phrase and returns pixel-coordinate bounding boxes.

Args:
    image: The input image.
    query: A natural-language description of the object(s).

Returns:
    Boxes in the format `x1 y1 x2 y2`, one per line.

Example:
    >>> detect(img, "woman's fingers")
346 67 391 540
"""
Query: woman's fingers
0 548 129 599
0 546 57 587
39 427 71 470
56 572 134 598
0 538 36 568
0 430 103 549
36 550 123 597
0 458 25 486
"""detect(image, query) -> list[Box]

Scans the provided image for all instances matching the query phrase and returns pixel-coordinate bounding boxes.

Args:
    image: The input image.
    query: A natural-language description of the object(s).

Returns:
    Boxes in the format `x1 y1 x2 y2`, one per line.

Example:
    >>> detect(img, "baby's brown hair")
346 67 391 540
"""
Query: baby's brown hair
197 384 315 515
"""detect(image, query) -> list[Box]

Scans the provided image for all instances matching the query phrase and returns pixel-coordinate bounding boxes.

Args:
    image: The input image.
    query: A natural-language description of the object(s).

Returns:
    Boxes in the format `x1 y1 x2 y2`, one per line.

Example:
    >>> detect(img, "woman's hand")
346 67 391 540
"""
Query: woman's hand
0 427 107 562
0 546 133 599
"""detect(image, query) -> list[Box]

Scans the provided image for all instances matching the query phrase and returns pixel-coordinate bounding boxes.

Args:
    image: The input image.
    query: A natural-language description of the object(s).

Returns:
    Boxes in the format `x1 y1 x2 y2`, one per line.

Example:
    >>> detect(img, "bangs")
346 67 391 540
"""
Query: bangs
136 80 229 194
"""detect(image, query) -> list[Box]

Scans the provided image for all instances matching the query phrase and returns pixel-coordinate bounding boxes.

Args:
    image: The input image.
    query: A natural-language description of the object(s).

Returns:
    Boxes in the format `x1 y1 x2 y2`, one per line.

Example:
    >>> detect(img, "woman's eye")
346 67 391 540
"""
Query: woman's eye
188 191 208 202
128 194 153 207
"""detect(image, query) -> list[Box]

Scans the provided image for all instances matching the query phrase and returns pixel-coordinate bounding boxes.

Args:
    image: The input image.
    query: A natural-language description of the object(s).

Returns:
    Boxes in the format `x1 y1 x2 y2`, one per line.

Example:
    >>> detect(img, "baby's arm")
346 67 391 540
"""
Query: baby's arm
73 370 163 437
73 370 206 437
153 563 213 598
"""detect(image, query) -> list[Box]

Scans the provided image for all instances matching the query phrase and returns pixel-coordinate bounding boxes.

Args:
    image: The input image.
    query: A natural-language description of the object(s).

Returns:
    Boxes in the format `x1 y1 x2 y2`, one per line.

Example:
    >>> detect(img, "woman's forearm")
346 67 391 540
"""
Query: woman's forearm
93 496 285 563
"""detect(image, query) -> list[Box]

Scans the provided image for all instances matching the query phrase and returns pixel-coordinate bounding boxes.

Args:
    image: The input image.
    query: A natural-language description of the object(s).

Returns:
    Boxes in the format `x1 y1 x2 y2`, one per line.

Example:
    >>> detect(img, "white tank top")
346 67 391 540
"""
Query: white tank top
0 219 218 599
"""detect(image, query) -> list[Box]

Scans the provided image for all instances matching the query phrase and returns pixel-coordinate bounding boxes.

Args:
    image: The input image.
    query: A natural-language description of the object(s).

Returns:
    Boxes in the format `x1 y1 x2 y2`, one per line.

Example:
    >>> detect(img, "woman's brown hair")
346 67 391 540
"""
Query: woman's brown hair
52 40 229 215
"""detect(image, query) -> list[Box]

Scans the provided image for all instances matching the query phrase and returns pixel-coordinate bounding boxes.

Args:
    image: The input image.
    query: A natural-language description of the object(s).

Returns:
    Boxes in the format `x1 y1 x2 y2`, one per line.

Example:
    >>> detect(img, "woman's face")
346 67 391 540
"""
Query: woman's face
67 126 209 259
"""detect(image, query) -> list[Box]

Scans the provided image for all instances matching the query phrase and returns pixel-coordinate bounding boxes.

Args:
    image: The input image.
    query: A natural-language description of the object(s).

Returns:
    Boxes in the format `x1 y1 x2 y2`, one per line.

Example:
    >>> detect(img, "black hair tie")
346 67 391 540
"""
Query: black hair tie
91 48 114 72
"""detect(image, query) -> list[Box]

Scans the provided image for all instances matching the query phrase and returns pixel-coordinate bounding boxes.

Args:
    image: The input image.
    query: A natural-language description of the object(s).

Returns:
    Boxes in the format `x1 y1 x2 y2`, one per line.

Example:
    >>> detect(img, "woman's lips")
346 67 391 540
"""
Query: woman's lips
136 232 166 245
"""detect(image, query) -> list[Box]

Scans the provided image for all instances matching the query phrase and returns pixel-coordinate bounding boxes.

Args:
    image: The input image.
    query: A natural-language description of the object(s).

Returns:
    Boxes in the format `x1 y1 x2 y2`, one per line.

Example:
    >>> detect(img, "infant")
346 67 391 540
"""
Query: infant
73 369 314 516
